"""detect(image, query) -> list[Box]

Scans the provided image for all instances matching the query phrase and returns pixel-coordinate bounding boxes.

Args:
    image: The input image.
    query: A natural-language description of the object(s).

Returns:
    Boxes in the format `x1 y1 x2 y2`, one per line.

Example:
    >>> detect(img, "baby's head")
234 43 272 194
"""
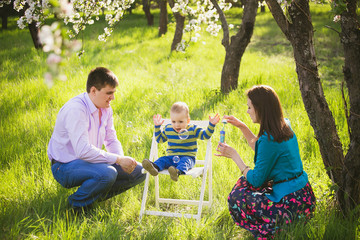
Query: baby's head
170 102 190 133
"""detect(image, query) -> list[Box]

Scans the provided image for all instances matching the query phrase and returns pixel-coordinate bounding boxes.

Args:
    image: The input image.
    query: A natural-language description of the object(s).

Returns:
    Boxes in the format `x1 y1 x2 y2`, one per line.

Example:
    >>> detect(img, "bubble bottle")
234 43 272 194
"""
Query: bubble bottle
220 119 227 143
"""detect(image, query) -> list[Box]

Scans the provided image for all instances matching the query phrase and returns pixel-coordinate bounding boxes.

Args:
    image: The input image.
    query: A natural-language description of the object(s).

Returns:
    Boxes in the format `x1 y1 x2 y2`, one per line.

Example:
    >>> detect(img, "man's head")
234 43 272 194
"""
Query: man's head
170 102 190 132
87 67 119 109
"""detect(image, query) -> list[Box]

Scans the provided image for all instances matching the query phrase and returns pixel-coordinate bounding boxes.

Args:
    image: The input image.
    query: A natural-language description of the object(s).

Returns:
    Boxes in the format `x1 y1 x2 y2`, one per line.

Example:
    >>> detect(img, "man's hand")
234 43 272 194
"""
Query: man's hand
116 156 137 174
153 114 164 126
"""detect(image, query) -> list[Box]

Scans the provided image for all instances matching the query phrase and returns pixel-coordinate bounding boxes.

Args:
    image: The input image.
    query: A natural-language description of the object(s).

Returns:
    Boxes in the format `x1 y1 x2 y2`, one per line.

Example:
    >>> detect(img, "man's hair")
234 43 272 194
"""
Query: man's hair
86 67 119 93
171 102 190 118
246 85 293 142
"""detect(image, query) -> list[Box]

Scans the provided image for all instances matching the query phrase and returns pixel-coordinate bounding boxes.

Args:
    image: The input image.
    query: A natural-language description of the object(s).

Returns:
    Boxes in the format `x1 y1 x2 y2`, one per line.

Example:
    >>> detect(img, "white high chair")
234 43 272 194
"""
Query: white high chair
139 119 213 223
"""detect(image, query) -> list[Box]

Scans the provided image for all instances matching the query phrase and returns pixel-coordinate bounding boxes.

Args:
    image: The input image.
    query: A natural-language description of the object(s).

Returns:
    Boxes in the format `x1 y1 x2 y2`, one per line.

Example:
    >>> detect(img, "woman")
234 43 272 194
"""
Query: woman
216 85 316 239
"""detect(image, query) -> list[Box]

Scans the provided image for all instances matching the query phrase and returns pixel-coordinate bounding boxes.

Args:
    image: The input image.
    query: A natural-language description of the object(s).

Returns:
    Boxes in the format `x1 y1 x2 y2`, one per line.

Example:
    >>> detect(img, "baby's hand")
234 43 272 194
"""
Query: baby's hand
153 114 164 126
209 113 220 125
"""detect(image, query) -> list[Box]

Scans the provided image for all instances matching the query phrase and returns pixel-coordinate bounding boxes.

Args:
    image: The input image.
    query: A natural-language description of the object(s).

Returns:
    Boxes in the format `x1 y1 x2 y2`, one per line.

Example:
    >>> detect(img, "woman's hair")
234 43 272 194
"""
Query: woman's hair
171 102 190 119
246 85 293 142
86 67 119 93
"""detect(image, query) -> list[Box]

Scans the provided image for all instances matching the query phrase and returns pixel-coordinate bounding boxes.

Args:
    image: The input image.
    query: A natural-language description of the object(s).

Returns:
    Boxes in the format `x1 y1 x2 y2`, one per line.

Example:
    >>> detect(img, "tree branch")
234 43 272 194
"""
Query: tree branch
325 25 341 35
265 0 290 38
209 0 230 48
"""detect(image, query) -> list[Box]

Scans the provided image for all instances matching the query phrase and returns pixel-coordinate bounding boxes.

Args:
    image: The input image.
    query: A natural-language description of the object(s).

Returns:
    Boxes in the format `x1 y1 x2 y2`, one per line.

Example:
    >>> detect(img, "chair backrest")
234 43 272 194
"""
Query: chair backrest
160 119 210 129
152 119 212 164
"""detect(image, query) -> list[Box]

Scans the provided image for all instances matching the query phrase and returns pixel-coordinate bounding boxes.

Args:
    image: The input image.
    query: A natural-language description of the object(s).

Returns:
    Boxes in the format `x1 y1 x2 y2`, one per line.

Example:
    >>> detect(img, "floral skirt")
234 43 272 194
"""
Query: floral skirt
228 176 316 239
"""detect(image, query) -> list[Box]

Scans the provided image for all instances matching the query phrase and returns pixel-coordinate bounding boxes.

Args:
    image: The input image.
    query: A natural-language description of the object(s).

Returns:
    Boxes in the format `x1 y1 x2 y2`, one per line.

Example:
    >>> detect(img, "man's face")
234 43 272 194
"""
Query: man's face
90 84 116 108
170 111 190 132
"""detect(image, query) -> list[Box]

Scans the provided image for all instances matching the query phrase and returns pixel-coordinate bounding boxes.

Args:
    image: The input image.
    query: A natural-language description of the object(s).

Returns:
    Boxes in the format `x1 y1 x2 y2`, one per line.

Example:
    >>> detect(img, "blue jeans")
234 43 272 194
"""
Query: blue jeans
51 159 145 208
154 155 195 174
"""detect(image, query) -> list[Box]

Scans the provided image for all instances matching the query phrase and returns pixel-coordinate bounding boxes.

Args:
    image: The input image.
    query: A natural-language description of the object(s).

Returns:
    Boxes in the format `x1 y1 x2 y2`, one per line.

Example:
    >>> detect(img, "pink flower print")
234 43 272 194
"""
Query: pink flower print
261 202 266 209
262 217 271 223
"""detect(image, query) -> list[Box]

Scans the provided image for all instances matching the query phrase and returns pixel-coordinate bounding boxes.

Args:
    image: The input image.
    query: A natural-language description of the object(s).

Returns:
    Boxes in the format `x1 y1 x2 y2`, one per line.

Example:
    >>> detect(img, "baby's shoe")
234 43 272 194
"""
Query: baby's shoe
142 159 159 176
168 166 179 181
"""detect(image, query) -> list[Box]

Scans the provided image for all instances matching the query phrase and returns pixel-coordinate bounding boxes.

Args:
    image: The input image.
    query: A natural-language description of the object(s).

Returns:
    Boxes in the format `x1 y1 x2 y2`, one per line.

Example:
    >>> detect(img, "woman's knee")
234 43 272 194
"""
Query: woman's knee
228 191 237 206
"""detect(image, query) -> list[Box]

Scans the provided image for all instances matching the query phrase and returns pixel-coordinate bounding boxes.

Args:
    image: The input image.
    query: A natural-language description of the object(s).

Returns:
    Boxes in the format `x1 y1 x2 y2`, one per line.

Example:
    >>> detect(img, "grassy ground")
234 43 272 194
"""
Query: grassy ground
0 3 357 239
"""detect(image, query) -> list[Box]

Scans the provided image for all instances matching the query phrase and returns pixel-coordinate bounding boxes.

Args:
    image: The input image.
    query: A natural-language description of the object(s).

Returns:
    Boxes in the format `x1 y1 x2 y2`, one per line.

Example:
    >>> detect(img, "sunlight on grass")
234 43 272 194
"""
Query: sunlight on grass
0 3 357 239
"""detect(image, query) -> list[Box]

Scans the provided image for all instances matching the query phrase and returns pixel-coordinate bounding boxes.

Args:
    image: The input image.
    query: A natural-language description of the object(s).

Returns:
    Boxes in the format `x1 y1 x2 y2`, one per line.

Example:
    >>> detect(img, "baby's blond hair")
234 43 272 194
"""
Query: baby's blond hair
171 102 190 119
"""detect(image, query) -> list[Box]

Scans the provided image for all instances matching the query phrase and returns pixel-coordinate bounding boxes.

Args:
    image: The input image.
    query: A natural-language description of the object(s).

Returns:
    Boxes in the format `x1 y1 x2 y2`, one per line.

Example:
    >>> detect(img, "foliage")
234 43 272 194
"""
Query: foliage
0 4 358 239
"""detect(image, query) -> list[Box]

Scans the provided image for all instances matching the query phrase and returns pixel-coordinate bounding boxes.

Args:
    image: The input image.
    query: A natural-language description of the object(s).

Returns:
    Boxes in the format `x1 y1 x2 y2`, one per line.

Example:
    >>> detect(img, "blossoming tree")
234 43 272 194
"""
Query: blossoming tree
170 0 260 93
265 0 360 218
0 0 134 86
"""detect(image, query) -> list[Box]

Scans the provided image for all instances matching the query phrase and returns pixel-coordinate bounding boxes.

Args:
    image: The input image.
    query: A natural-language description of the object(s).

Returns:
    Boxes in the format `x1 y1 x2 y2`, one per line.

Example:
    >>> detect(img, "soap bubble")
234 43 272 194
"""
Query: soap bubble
126 121 133 128
221 118 227 124
178 129 189 140
173 156 180 163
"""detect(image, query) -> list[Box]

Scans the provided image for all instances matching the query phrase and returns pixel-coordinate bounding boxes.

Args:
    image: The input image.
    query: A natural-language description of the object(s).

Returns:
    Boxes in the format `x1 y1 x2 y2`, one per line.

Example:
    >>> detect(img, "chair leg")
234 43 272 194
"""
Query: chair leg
139 173 151 222
155 174 160 208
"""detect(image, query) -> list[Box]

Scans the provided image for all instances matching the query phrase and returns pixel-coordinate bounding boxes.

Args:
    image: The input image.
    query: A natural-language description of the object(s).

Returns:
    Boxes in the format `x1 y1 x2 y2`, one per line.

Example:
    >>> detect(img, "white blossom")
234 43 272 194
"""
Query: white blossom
333 15 341 22
47 53 62 65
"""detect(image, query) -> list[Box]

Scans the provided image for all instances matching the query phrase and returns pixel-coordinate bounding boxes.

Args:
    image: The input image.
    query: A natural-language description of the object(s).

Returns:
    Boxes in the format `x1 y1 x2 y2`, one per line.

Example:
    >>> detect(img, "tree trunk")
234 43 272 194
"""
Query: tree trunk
28 22 42 49
158 0 168 36
265 0 360 215
338 0 360 215
168 0 185 51
1 14 7 29
211 0 258 94
142 0 154 26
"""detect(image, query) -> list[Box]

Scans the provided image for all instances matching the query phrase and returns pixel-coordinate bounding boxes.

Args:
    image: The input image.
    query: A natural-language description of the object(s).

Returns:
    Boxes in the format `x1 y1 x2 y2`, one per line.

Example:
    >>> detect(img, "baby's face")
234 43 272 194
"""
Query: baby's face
170 111 189 132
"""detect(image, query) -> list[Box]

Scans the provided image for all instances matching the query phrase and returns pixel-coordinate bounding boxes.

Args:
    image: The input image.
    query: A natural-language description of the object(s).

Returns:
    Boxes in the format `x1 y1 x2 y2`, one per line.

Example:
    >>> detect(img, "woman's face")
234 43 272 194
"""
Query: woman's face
247 98 259 123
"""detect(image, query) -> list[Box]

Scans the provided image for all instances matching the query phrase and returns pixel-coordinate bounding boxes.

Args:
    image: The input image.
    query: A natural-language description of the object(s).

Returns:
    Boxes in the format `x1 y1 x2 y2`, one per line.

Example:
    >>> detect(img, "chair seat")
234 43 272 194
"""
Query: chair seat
159 167 204 178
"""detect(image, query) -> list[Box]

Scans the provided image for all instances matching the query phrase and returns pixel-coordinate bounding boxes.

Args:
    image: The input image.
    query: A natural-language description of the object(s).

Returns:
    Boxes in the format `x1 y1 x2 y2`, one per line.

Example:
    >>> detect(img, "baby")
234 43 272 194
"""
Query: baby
142 101 220 181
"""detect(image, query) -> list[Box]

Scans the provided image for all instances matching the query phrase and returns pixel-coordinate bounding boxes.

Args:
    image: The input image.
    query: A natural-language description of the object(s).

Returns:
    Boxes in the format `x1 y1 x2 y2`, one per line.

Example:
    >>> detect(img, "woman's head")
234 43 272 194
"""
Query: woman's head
246 85 293 142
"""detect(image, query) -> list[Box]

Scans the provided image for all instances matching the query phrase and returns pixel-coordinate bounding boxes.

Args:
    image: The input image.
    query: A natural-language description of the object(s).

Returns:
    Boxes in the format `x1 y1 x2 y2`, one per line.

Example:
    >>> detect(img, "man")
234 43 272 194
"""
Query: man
48 67 145 210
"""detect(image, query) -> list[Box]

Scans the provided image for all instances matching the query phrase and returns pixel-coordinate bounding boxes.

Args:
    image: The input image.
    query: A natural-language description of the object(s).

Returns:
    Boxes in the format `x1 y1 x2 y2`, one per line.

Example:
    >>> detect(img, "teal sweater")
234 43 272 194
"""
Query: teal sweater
155 122 215 157
246 124 309 202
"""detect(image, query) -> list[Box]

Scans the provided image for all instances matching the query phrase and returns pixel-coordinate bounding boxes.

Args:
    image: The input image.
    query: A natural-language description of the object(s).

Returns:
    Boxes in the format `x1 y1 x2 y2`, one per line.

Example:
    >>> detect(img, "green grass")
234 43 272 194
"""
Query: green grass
0 3 357 239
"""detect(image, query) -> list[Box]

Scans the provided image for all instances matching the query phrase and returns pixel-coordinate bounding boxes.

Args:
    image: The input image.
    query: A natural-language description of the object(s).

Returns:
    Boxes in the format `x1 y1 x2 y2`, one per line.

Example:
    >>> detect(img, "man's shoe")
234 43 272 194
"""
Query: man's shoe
168 166 179 181
142 159 159 176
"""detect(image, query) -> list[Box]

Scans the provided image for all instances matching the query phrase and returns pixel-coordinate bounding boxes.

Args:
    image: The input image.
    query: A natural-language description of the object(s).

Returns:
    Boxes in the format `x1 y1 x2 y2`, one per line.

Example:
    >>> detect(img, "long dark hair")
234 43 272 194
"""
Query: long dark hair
246 85 293 142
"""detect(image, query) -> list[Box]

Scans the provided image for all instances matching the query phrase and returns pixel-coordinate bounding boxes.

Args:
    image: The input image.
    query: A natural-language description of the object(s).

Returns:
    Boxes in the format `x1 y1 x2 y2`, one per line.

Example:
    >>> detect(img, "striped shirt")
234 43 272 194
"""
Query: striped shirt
154 122 215 157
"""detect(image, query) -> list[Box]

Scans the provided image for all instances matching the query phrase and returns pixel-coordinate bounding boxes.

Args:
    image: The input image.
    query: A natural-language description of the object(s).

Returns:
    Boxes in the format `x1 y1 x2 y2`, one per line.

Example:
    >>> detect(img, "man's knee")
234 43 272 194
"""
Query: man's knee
132 164 146 184
100 165 118 185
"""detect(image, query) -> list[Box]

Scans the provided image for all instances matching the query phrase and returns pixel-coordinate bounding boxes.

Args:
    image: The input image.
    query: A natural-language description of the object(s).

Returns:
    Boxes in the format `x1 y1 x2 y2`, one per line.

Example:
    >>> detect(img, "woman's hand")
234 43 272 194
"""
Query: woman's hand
215 142 238 159
153 114 164 126
215 142 249 176
224 115 247 129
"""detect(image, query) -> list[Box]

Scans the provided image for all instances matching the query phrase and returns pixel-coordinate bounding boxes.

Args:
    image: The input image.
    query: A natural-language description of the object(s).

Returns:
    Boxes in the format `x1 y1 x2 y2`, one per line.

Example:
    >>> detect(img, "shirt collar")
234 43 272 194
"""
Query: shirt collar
84 92 98 114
